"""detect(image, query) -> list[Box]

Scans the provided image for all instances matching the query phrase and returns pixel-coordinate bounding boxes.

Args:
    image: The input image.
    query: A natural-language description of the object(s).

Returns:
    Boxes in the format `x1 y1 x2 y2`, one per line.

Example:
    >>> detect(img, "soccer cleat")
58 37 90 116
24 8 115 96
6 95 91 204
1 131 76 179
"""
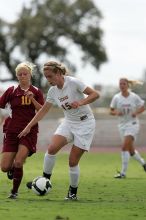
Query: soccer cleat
65 193 78 201
65 186 78 201
143 164 146 172
114 172 126 179
7 169 14 180
8 191 18 199
26 181 32 189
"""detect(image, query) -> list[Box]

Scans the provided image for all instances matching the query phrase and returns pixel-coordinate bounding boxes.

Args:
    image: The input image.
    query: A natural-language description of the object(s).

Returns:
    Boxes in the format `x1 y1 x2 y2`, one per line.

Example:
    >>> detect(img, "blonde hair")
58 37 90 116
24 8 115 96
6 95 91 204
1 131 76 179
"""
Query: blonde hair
43 61 68 75
120 78 143 87
15 62 36 76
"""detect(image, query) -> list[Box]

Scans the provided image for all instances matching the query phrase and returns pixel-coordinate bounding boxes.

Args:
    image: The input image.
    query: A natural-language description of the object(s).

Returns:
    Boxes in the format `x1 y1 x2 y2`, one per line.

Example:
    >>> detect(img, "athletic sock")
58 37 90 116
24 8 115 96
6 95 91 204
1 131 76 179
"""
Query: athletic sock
121 151 130 175
43 172 52 179
69 165 80 188
131 150 145 165
69 185 78 195
43 152 56 177
12 167 23 194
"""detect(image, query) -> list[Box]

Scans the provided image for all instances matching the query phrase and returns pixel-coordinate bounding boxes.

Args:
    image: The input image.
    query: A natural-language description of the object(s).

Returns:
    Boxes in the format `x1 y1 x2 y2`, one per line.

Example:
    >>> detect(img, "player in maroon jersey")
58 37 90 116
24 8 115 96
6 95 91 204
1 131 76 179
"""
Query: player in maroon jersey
0 62 44 199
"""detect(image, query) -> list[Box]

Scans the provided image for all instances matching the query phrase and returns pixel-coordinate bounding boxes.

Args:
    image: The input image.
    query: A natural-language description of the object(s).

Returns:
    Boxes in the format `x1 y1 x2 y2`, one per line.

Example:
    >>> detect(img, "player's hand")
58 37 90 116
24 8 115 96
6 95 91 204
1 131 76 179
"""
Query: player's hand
131 112 137 117
18 126 31 138
116 111 123 116
110 108 123 116
25 91 34 100
70 101 80 109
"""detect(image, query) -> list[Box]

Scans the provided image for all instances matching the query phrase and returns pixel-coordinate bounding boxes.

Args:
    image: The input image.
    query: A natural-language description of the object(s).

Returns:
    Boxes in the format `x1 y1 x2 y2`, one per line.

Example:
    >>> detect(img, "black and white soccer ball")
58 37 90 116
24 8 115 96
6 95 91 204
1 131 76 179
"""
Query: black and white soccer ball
32 176 52 196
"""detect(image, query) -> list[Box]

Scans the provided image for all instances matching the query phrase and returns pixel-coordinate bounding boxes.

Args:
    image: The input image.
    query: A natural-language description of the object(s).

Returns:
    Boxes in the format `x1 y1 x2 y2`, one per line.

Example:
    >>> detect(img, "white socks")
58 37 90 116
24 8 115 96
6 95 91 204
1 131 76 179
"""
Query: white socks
69 165 80 188
121 150 145 176
132 150 145 165
121 151 130 175
43 152 56 175
43 152 80 188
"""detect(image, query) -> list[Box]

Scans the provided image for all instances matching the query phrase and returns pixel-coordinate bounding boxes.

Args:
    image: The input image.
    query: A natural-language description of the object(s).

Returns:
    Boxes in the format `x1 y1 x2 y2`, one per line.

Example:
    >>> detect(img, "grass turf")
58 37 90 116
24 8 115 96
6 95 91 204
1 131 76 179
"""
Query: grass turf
0 152 146 220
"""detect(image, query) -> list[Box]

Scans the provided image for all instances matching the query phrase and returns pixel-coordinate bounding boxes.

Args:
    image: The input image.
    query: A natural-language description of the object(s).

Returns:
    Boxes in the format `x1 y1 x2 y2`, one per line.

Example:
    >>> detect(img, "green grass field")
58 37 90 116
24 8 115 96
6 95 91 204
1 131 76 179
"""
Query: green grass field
0 152 146 220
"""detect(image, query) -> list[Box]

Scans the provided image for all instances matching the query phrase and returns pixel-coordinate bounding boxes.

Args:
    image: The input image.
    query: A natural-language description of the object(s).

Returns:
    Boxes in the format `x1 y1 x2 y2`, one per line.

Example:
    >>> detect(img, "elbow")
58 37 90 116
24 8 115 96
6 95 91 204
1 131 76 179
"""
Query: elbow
110 108 115 116
141 106 145 113
91 91 100 102
110 111 113 115
94 91 100 100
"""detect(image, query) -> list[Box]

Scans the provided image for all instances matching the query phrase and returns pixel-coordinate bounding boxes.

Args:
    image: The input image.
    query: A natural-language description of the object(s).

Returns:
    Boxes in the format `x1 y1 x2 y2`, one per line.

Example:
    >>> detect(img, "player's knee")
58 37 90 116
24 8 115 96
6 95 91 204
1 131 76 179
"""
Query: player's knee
47 145 57 155
69 160 78 167
1 165 10 172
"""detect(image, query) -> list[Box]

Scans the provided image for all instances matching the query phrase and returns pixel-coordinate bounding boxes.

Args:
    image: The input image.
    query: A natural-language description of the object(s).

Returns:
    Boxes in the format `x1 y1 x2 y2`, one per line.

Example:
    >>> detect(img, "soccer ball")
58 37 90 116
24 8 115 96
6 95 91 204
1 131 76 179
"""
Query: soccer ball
32 176 52 196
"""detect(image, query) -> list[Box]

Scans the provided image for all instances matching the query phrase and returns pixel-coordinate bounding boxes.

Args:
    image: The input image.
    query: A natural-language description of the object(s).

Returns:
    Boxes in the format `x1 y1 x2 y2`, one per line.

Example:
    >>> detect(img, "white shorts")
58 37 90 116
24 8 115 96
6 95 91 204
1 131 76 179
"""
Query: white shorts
118 123 140 141
54 118 96 151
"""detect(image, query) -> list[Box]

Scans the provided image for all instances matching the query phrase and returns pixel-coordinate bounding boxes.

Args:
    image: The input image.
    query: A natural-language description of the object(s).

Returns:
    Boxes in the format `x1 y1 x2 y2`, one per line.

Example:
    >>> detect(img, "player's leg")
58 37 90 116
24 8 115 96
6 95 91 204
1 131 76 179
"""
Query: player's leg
125 124 146 172
115 135 131 178
1 152 16 174
42 120 71 180
65 145 85 200
26 121 71 189
128 124 146 171
42 120 73 181
1 133 17 179
115 125 137 178
26 134 68 189
8 144 29 199
65 119 95 199
43 134 68 179
131 149 146 171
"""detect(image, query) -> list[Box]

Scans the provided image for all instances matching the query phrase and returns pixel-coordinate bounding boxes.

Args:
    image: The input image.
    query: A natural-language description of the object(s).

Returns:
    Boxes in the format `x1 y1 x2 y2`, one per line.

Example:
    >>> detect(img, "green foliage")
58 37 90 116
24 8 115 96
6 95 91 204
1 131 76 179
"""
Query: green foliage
0 152 146 220
0 0 107 89
0 19 17 81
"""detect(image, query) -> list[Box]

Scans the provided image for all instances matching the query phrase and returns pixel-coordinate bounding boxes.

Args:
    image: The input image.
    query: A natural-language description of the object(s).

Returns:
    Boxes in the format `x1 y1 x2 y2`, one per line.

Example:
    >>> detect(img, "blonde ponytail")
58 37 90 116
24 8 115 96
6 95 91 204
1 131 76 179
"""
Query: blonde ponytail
120 78 143 87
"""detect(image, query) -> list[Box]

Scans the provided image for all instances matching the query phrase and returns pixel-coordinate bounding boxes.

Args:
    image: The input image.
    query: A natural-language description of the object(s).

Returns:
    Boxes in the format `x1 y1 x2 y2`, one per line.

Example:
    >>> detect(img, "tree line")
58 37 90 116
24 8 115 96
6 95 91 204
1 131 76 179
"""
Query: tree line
0 0 107 91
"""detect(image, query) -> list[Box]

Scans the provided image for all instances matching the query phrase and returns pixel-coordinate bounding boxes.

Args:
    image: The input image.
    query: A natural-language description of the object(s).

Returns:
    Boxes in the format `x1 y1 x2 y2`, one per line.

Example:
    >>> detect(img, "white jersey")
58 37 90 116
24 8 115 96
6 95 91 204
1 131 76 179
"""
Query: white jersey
110 92 144 128
46 76 94 122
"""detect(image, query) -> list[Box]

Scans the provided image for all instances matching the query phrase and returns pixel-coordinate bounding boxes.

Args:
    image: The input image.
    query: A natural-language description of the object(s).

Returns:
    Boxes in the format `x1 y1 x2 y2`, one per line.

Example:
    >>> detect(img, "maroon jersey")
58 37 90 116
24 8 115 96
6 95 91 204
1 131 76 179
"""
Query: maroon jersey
0 85 44 133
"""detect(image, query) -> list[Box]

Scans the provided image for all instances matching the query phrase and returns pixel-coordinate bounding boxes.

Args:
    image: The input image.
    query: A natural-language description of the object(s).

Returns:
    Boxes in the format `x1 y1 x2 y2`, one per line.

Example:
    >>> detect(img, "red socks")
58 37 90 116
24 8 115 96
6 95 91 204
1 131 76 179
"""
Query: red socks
12 167 23 194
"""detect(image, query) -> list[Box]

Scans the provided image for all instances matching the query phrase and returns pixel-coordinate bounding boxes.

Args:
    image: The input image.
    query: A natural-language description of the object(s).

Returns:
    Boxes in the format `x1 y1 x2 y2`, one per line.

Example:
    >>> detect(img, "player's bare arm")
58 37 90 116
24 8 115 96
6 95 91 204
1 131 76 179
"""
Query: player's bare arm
18 102 52 137
70 87 99 109
131 105 145 117
110 108 123 116
25 91 43 111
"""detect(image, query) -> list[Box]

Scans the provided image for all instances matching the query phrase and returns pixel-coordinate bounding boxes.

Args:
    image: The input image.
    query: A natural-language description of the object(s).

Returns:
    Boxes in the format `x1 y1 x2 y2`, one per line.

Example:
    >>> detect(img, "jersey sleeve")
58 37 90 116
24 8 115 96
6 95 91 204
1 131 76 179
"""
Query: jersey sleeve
72 78 87 92
110 95 118 109
0 86 14 109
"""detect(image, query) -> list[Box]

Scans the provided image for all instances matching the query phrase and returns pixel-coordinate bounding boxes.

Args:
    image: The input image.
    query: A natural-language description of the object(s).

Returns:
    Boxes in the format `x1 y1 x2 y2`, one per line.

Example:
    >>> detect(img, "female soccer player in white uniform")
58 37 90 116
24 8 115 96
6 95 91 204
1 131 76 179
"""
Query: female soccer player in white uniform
110 78 146 178
18 61 100 200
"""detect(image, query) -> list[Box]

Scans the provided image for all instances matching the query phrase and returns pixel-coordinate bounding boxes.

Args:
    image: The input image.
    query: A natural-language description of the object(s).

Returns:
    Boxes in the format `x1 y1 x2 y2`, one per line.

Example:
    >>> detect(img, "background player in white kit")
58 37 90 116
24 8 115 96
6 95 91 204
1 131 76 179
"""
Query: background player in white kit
18 61 100 200
110 78 146 178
